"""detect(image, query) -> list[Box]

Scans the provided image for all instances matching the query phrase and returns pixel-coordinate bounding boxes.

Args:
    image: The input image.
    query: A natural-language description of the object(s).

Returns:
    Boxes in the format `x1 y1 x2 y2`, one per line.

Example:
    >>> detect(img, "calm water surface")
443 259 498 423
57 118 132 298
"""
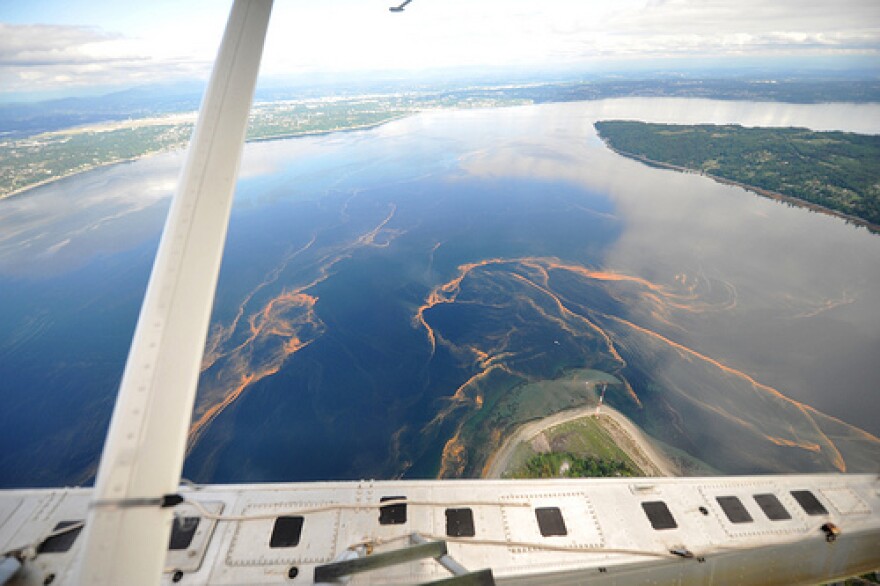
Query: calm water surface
0 98 878 487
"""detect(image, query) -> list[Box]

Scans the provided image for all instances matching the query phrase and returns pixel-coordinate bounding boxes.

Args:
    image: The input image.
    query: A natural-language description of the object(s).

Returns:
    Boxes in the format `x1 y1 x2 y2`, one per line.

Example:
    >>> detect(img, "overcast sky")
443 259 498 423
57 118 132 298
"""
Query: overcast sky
1 0 878 101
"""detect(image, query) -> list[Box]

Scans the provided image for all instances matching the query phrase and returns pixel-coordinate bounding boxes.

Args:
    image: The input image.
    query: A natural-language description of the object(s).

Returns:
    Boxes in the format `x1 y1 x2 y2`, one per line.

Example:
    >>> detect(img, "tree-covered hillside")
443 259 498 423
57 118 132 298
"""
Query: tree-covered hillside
595 121 880 228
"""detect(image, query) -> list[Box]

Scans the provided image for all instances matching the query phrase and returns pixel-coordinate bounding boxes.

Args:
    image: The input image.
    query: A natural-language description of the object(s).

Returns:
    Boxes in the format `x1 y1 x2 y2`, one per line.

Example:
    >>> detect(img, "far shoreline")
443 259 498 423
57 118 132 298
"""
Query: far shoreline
0 114 412 203
0 151 167 202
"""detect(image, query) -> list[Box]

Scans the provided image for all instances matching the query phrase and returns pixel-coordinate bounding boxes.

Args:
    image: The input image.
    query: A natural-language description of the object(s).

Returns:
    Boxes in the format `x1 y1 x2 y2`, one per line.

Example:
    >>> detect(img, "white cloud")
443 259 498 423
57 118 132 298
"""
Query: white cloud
255 0 879 73
0 22 211 94
1 0 878 97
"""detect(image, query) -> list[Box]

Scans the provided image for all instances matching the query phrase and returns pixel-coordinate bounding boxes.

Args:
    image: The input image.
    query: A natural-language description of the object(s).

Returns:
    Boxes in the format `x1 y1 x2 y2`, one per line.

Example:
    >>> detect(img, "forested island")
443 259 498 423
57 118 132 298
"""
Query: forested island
595 121 880 230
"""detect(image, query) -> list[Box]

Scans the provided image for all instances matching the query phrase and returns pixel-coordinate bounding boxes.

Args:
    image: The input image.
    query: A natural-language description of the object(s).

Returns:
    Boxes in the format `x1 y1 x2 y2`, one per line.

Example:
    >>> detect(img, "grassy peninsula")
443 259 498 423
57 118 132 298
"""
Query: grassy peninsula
595 121 880 230
502 414 646 480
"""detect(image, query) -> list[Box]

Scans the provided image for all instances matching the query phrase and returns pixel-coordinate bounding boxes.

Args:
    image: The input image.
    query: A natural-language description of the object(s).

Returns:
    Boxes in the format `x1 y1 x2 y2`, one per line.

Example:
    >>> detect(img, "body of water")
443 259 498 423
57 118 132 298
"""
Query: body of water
1 98 878 487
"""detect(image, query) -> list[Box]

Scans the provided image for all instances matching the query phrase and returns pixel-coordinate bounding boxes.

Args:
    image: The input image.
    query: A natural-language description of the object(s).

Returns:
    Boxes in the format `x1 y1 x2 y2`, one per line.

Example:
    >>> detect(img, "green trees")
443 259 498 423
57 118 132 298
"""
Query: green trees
517 452 636 479
595 121 880 228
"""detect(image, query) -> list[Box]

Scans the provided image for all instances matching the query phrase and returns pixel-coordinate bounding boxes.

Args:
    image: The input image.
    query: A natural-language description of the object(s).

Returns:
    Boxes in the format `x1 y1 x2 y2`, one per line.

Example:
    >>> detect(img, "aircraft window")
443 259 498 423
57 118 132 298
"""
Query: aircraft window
37 521 84 553
754 494 791 521
716 496 753 524
791 490 828 516
270 516 304 548
168 516 201 550
641 501 677 530
535 507 567 537
379 496 407 525
445 508 475 537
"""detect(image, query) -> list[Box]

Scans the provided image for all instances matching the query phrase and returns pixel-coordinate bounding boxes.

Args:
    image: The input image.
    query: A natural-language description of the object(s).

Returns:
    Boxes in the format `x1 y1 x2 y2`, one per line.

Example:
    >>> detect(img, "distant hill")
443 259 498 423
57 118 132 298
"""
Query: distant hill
0 82 206 138
4 76 880 201
4 76 880 139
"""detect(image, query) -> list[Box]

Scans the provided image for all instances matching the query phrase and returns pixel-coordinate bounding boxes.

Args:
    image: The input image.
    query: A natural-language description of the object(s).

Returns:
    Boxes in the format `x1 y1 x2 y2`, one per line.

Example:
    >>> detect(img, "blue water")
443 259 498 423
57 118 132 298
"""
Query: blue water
2 100 879 487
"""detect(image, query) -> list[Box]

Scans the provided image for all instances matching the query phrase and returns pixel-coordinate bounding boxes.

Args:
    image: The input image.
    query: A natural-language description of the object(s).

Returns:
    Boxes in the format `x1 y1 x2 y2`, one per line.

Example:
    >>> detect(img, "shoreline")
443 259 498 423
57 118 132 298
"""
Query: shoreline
0 150 173 202
246 113 411 144
0 114 412 203
482 403 679 479
601 140 880 234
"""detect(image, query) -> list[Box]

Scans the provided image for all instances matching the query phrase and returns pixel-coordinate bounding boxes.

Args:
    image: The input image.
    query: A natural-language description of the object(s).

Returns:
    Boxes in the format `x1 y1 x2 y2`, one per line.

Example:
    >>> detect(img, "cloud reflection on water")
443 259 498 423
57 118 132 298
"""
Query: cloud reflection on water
458 99 880 439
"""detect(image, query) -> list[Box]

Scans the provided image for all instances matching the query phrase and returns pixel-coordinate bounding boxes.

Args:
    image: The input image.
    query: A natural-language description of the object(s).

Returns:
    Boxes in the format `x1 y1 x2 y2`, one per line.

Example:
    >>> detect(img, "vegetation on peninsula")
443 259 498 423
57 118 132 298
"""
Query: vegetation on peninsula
595 120 880 229
513 451 637 479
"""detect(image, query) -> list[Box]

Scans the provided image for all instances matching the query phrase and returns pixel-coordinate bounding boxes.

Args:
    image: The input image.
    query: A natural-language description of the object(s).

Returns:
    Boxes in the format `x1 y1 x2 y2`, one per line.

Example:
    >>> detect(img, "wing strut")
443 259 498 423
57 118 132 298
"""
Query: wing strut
74 1 273 583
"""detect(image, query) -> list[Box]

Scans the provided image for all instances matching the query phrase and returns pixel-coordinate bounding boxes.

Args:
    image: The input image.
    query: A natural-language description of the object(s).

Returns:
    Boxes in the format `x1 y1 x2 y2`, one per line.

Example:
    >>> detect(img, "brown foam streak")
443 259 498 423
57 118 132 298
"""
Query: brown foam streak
387 426 413 479
514 291 581 339
416 257 658 402
426 241 443 275
205 206 397 366
667 381 759 430
436 362 519 478
418 258 752 457
417 256 873 473
517 259 699 332
425 363 512 432
538 258 740 318
792 292 855 319
438 430 466 478
218 290 313 361
417 257 749 410
663 279 738 314
354 203 397 247
800 404 880 443
540 259 668 294
189 363 279 449
430 340 521 475
506 271 642 406
414 257 512 355
418 263 675 477
470 346 515 370
534 259 863 463
601 313 854 471
767 436 822 453
415 258 551 355
434 359 521 478
188 293 320 449
189 210 409 450
202 235 317 371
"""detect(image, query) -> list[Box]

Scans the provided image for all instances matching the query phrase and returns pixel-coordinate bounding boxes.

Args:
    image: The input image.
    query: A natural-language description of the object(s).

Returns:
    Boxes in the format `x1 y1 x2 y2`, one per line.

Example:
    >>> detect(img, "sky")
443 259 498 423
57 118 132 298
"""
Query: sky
1 0 879 101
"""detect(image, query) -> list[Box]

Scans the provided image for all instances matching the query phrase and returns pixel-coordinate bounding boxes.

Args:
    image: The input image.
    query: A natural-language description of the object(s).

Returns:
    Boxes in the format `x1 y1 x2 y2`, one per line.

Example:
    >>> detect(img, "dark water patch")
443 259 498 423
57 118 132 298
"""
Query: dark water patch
0 240 156 487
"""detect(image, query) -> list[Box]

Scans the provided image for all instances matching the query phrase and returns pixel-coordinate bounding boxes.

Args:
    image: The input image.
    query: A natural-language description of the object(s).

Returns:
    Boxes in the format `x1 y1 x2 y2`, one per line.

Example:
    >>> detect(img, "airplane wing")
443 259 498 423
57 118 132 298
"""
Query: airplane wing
72 2 273 584
1 475 879 584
